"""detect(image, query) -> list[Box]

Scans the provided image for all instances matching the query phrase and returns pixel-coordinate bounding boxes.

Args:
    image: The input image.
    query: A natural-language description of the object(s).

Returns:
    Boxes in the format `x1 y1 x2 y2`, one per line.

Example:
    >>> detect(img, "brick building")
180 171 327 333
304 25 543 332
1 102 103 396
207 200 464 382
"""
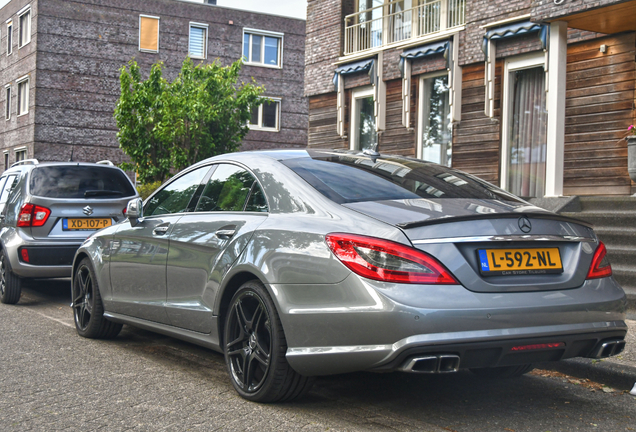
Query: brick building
305 0 636 299
0 0 307 168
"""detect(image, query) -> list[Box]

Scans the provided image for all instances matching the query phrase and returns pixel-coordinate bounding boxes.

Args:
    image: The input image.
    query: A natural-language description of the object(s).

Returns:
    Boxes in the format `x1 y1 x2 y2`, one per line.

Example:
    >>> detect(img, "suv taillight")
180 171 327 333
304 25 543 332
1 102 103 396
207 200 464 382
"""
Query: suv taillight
326 233 458 285
17 203 51 227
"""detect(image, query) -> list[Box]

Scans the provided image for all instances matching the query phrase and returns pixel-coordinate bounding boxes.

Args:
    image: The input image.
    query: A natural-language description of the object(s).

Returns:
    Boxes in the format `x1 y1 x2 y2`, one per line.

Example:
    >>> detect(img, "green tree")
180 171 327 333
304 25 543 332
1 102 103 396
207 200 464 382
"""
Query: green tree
114 57 265 183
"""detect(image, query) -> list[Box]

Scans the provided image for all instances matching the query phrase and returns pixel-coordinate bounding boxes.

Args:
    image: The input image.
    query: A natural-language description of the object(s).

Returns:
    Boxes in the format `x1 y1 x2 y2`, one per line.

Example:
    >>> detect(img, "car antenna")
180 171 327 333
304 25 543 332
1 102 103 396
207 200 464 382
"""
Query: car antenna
68 144 75 162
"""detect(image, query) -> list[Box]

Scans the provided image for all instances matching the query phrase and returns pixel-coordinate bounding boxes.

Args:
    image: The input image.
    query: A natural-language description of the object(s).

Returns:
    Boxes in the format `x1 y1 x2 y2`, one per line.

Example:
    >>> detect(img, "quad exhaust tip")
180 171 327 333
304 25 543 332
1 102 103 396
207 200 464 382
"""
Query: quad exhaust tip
589 339 626 359
401 354 460 374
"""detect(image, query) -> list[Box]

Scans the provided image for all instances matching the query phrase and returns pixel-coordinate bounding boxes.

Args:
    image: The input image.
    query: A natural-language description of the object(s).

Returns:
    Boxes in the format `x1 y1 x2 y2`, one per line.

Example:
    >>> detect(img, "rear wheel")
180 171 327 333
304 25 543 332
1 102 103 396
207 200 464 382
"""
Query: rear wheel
72 258 122 339
470 364 534 378
0 249 21 305
224 280 313 402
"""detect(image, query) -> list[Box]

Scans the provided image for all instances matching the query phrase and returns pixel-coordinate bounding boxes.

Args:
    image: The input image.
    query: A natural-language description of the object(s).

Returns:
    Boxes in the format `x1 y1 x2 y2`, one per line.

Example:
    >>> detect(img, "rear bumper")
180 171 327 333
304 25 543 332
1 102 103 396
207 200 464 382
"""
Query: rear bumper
8 244 79 278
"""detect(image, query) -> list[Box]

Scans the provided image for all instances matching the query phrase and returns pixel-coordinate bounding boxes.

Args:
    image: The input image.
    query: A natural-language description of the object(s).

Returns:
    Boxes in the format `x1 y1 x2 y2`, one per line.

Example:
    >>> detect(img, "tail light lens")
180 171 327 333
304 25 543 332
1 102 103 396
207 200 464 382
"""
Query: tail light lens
586 241 612 280
17 203 51 228
326 233 458 284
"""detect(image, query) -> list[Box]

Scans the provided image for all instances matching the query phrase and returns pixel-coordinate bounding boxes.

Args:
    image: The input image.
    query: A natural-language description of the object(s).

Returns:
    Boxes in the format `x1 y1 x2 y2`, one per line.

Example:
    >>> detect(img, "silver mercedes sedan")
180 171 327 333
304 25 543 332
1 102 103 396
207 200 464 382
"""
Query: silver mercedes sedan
71 149 627 402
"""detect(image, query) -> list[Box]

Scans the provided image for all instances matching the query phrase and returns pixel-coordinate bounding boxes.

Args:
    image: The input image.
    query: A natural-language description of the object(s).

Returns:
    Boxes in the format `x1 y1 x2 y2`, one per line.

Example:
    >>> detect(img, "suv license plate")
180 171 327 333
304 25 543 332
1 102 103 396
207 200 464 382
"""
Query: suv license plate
478 248 563 276
63 218 112 231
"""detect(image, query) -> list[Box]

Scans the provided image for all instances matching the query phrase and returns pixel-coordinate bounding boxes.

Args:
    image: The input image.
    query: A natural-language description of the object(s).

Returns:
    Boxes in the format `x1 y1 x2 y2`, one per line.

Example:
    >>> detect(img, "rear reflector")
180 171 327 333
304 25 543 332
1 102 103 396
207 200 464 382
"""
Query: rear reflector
586 241 612 280
510 342 565 352
20 248 29 263
325 233 458 284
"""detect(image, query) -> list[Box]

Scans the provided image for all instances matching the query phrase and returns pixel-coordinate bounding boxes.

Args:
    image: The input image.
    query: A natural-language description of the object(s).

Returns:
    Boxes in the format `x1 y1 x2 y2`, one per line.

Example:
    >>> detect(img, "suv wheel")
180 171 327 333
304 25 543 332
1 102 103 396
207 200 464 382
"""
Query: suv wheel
0 249 22 304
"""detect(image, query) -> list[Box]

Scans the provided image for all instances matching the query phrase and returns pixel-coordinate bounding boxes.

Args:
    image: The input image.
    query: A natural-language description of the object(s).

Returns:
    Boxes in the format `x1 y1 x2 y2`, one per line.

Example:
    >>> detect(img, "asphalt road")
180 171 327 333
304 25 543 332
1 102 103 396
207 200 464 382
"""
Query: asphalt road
0 280 634 432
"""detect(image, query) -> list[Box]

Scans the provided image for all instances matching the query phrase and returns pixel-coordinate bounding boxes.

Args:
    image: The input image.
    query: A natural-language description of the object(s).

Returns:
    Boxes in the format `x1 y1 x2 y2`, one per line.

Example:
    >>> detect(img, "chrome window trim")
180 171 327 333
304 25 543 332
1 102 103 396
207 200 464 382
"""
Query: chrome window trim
411 234 595 245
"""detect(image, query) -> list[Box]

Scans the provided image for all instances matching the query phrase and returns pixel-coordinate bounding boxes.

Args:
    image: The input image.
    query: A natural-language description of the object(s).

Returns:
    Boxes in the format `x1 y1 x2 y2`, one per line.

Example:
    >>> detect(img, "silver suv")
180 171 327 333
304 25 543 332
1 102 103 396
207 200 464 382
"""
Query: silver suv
0 160 138 304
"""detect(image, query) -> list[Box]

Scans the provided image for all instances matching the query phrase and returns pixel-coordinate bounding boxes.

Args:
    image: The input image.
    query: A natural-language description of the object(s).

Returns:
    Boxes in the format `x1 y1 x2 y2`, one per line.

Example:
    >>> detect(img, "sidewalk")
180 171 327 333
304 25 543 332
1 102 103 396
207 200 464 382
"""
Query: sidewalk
538 313 636 392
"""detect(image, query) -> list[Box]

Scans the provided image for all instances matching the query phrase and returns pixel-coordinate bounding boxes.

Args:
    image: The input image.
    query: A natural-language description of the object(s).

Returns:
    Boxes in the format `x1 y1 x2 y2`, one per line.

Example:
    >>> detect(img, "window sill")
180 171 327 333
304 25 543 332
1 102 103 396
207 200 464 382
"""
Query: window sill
190 55 207 60
248 126 280 132
18 41 30 49
243 62 282 70
139 48 159 54
17 112 28 118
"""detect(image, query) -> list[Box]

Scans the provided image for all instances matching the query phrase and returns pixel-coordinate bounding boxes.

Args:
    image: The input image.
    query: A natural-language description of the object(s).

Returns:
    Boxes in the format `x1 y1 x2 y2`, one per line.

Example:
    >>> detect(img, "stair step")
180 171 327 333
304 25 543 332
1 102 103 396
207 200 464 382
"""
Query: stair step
560 211 636 228
577 196 636 212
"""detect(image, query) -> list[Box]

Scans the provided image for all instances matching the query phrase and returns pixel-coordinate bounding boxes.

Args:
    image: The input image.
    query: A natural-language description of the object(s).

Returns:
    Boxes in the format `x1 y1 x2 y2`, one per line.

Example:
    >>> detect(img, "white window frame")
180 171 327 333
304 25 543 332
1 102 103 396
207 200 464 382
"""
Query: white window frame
6 19 12 56
349 86 376 151
188 22 208 59
500 51 546 192
138 15 160 53
16 75 29 117
14 146 26 162
242 28 284 69
17 5 30 48
3 151 8 170
4 84 10 121
416 70 452 163
249 97 281 132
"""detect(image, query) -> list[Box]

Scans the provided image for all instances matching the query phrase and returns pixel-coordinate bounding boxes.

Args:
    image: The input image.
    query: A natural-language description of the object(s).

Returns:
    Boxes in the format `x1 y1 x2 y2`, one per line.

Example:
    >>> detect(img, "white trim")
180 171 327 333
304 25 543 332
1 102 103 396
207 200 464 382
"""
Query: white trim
479 14 531 29
417 71 451 162
4 84 10 121
349 86 375 151
242 28 284 69
16 76 29 117
13 146 26 151
500 51 546 192
17 7 30 48
248 97 281 132
17 4 31 17
16 74 28 83
138 15 160 53
188 22 208 59
6 20 12 56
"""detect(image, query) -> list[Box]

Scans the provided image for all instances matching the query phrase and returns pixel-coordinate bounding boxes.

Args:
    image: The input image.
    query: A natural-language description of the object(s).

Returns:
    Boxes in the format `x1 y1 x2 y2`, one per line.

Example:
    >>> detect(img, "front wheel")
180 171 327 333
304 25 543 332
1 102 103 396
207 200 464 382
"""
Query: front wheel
0 249 21 304
223 280 313 402
72 258 122 339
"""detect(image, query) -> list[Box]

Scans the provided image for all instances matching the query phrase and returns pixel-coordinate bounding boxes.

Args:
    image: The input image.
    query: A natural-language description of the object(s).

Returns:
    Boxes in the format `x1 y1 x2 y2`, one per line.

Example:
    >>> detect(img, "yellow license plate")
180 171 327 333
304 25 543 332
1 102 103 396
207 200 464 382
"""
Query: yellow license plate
478 248 563 276
63 218 112 231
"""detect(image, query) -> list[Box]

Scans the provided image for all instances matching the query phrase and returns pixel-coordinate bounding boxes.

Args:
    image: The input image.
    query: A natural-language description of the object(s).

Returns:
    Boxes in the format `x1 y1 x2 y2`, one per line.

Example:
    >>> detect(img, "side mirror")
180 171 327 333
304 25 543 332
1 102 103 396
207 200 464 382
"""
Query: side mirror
126 198 144 226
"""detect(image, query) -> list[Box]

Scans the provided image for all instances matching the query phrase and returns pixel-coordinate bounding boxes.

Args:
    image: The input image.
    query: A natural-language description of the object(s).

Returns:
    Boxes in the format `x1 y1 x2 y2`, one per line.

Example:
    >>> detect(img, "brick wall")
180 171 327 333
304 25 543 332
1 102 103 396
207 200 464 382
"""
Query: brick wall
531 0 627 22
0 0 307 165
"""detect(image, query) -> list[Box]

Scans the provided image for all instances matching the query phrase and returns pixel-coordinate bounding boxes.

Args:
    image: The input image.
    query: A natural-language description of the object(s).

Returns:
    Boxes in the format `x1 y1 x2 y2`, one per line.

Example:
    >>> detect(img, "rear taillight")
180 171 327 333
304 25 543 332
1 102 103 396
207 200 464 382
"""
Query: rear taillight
586 241 612 280
325 233 458 284
17 203 51 228
122 206 127 216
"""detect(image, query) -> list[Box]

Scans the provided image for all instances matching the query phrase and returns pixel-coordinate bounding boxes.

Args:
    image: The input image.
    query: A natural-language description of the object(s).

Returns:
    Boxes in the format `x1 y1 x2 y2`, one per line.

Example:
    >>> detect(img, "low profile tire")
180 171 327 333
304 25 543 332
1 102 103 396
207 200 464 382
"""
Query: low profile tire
470 364 534 378
0 249 22 305
224 280 313 403
72 258 122 339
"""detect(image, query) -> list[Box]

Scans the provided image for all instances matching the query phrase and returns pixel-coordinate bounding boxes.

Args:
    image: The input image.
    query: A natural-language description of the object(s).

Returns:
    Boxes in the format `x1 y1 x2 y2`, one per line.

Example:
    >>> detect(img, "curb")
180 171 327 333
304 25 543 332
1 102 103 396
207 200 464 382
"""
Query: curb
537 358 636 392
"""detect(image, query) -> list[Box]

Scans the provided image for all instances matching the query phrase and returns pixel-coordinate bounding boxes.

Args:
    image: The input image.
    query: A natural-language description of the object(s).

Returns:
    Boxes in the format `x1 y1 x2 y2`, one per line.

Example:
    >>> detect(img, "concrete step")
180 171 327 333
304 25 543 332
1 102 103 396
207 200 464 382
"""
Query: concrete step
577 196 636 212
605 245 636 267
610 265 636 286
590 227 636 248
560 210 636 228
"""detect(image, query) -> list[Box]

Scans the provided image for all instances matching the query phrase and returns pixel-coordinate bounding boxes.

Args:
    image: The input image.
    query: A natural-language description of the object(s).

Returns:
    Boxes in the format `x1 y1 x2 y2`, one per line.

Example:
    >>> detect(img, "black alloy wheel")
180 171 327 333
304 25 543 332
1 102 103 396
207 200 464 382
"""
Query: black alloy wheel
224 280 313 402
72 258 122 339
0 249 21 304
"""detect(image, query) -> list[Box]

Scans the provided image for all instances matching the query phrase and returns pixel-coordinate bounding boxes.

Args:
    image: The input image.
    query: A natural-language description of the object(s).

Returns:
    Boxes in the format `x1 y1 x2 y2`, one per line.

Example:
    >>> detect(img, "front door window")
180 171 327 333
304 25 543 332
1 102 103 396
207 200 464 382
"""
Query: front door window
506 66 547 198
419 74 451 166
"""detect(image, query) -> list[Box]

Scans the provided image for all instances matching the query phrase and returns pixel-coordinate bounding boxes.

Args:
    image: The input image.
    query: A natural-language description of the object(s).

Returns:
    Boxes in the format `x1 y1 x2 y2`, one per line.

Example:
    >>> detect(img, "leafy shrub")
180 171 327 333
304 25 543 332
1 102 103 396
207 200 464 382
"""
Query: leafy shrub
137 181 162 200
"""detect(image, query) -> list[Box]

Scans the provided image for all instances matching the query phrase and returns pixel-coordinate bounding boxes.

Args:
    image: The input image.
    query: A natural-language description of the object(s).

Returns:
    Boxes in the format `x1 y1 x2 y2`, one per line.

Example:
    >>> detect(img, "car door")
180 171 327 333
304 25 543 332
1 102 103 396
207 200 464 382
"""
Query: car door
108 165 211 323
165 163 269 333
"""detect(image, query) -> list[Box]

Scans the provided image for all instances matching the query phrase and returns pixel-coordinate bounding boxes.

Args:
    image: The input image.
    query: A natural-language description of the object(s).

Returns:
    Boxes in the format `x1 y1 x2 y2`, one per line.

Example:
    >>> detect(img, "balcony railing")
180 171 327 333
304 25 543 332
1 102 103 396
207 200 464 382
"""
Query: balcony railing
344 0 465 55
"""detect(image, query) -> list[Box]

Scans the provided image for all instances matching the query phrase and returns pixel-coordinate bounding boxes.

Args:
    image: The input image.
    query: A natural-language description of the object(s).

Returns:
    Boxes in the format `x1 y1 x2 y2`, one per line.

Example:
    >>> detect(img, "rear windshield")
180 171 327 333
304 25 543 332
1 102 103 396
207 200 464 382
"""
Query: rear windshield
30 166 136 199
281 153 525 204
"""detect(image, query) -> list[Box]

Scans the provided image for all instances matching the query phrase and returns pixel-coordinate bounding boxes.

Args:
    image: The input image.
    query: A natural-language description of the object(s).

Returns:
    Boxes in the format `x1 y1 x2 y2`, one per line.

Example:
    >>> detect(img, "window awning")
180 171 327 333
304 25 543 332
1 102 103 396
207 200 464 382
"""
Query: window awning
333 58 375 88
481 21 549 55
399 40 449 76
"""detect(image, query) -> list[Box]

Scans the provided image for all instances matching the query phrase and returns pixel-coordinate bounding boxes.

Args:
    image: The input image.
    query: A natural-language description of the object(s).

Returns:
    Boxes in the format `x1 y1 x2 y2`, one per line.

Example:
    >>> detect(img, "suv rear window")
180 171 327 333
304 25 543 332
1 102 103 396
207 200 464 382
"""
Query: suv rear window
30 166 136 199
281 153 525 204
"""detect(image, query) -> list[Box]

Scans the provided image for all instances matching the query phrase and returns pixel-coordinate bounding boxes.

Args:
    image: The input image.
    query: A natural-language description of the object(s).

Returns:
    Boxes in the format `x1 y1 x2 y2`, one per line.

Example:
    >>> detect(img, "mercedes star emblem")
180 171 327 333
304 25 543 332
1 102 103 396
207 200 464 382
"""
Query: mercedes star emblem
518 216 532 233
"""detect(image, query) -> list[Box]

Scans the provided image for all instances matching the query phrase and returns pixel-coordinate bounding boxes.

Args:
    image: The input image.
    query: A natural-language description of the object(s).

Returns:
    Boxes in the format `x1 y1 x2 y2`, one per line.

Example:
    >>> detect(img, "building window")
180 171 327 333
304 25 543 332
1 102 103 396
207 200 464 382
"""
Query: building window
189 23 208 59
3 152 8 170
418 72 452 166
139 15 160 53
6 20 12 55
350 87 377 151
242 29 283 68
5 85 10 120
16 76 28 116
15 148 26 162
501 52 547 198
18 7 30 48
249 98 281 131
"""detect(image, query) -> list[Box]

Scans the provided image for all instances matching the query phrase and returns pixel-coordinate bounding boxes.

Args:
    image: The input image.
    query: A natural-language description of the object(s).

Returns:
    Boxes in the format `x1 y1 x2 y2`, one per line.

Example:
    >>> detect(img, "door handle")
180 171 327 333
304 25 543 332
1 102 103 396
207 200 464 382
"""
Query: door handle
153 225 170 236
215 229 236 239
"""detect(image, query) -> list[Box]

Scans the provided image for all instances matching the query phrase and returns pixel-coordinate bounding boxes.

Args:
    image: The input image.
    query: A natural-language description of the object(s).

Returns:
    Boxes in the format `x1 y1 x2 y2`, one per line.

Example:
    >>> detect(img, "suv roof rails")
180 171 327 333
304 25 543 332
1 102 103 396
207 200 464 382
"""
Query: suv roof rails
10 159 39 168
95 160 114 166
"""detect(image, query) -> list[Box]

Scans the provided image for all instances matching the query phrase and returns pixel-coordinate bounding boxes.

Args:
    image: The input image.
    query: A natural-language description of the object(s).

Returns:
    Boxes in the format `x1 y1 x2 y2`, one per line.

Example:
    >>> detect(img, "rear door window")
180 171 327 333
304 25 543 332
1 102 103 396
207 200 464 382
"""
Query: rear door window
0 174 17 214
144 166 210 216
195 164 267 212
30 166 136 199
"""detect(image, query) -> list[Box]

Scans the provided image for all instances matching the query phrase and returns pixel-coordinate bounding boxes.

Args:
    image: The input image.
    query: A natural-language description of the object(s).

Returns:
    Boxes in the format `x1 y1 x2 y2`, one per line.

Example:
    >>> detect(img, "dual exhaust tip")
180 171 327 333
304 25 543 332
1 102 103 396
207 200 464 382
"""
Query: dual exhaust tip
401 354 460 374
589 339 626 359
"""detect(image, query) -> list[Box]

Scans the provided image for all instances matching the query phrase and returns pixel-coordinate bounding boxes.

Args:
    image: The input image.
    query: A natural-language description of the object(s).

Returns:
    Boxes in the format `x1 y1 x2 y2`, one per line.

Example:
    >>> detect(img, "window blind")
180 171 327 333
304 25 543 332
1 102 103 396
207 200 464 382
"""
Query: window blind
139 17 159 51
189 26 206 58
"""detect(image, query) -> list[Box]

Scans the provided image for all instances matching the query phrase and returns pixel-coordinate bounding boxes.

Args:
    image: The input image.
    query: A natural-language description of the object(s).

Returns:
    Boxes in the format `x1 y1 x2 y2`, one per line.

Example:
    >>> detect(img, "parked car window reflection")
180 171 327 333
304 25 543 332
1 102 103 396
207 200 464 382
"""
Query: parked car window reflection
0 175 17 214
144 166 209 216
195 164 258 212
245 182 268 212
